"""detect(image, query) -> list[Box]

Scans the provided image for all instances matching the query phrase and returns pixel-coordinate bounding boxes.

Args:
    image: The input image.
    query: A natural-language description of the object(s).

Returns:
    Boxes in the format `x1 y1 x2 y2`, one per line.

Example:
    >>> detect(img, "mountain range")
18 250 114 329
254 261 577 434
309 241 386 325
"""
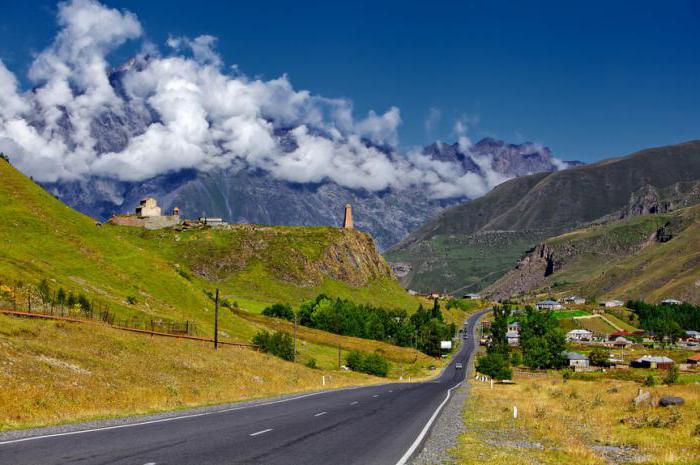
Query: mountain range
385 140 700 295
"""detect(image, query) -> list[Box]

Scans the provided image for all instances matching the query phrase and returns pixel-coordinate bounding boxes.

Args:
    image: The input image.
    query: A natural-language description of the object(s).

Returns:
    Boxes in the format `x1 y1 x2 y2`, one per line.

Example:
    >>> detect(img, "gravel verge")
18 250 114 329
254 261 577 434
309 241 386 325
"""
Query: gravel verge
410 313 484 465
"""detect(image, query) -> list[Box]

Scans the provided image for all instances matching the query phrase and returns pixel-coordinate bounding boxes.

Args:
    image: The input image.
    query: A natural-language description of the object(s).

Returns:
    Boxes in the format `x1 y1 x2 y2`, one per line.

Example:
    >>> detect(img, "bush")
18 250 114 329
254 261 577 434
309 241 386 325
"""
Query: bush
262 303 295 321
644 375 657 387
589 348 611 367
510 351 523 366
305 358 317 369
252 330 294 361
345 350 389 377
476 352 512 380
126 295 137 305
663 365 680 385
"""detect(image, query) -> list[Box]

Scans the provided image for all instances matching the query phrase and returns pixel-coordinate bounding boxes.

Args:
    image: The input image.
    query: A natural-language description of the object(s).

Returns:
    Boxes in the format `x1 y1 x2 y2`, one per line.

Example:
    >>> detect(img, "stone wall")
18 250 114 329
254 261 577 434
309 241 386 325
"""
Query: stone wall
109 215 180 230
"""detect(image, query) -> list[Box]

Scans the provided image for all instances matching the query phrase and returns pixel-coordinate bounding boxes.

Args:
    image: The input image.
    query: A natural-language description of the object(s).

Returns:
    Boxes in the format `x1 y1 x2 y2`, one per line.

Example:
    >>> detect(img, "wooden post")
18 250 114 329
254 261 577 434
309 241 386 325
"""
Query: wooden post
28 292 31 313
293 312 298 363
337 343 341 369
214 289 219 350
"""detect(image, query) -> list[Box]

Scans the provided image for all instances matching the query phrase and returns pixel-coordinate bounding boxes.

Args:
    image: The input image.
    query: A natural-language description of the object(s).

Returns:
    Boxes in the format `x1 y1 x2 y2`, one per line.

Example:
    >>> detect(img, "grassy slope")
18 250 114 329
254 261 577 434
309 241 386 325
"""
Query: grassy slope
0 160 445 428
0 314 377 431
458 372 700 465
551 205 699 303
387 140 700 294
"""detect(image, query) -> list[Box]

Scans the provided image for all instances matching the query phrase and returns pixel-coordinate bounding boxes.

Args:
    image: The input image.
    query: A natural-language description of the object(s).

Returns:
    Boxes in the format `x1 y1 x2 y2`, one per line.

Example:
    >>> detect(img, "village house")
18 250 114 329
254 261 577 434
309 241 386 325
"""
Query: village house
563 351 590 369
506 330 520 347
631 355 675 370
507 321 521 333
566 329 593 342
463 293 481 300
660 298 683 305
536 300 563 310
612 336 634 349
683 330 700 340
565 296 586 305
687 354 700 365
601 299 624 308
199 216 227 227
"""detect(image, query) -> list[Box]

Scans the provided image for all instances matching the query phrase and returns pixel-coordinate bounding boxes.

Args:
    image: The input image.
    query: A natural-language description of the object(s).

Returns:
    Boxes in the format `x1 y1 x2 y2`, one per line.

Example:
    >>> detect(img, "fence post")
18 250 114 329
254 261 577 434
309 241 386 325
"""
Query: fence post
214 288 219 350
293 312 298 363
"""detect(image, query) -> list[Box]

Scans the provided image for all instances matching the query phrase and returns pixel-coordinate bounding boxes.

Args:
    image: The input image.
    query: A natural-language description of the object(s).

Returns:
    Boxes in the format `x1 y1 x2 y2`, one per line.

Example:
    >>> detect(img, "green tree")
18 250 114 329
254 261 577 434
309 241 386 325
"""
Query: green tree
476 352 512 380
488 304 511 357
664 365 680 385
37 279 52 305
520 307 566 369
589 348 610 367
262 303 295 321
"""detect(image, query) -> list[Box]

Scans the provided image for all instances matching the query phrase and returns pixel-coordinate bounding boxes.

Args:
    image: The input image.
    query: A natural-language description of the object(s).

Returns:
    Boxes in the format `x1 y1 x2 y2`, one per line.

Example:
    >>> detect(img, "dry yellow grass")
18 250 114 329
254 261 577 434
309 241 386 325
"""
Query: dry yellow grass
457 371 700 464
0 314 382 431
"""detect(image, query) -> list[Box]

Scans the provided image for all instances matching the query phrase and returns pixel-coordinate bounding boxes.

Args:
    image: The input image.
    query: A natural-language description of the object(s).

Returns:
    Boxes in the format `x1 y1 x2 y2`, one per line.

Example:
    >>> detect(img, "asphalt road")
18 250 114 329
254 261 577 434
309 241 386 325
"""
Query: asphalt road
0 310 487 465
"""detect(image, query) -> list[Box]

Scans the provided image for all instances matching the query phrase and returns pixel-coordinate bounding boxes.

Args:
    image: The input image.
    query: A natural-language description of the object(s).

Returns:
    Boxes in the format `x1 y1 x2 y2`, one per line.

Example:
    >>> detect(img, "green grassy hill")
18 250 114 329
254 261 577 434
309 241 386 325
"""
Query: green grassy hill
486 203 700 304
386 140 700 293
0 158 451 430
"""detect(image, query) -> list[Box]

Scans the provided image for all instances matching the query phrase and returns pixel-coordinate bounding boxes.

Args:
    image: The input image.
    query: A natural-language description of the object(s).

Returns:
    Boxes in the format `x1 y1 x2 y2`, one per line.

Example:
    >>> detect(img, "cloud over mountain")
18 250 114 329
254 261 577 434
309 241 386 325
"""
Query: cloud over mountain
0 0 566 199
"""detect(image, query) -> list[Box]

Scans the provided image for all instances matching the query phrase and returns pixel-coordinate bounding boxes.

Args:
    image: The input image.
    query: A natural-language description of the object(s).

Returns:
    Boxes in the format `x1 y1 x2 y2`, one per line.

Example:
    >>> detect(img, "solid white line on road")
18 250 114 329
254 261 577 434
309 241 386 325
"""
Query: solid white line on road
350 401 358 405
395 382 462 465
314 411 327 417
250 429 273 437
0 391 324 446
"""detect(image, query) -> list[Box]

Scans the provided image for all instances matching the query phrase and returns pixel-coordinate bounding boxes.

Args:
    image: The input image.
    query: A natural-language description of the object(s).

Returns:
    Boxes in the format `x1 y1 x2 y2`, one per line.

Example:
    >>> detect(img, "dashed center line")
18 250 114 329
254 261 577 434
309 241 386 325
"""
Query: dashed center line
350 401 359 405
314 411 328 417
372 395 380 398
389 390 393 393
250 428 273 436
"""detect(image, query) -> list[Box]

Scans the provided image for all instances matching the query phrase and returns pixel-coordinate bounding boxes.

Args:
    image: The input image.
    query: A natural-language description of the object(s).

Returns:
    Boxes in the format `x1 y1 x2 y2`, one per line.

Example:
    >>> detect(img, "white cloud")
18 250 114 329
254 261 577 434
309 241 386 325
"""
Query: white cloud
0 0 537 199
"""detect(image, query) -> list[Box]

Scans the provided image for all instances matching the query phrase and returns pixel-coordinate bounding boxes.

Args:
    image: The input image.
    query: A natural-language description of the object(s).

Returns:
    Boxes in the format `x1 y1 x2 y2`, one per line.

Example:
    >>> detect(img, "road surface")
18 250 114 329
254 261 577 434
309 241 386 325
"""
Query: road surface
0 310 487 465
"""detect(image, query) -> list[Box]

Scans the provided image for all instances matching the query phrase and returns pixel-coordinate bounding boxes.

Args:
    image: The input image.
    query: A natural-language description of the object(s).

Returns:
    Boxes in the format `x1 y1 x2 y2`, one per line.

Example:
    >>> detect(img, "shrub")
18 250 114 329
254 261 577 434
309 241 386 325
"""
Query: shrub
345 350 389 377
262 303 295 321
644 375 657 387
126 295 137 305
663 365 680 385
252 330 294 361
476 352 512 380
305 358 317 369
589 348 611 367
510 351 523 366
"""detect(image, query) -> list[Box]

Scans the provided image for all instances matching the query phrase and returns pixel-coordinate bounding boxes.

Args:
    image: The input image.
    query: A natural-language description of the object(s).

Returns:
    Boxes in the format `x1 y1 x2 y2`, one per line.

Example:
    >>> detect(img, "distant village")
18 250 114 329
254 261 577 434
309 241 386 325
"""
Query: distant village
477 295 699 374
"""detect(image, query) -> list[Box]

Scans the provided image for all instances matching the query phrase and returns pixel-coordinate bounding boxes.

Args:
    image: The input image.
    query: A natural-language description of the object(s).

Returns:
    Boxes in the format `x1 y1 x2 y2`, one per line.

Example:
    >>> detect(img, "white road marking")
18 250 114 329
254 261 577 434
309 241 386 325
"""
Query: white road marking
314 411 327 417
143 463 156 465
350 401 359 405
250 428 273 437
372 394 380 398
0 391 326 446
389 390 393 393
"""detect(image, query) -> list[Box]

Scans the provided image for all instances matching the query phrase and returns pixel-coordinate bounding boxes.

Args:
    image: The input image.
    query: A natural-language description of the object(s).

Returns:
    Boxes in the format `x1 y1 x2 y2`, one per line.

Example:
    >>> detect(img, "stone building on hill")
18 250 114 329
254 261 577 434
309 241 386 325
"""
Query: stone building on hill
343 204 353 229
109 198 181 230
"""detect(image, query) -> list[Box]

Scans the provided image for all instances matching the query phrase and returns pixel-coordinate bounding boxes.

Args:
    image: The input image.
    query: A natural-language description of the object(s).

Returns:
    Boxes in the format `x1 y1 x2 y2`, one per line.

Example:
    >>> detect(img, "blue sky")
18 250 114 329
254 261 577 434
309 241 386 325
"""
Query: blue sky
1 0 698 163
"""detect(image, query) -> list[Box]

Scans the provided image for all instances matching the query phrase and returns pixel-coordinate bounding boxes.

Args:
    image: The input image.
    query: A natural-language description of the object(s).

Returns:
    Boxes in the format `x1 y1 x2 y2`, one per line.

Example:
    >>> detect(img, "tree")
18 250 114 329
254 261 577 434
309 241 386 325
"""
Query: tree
589 348 611 367
37 279 52 305
476 353 512 380
262 303 295 321
488 304 511 357
431 298 444 321
520 307 566 369
56 288 67 306
510 351 523 366
252 330 294 361
345 350 389 377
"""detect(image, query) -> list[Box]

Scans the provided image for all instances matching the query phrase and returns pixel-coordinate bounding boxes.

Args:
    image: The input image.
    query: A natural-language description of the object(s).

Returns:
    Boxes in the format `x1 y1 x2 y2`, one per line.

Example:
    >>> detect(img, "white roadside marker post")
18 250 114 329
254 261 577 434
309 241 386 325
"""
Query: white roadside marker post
513 406 518 419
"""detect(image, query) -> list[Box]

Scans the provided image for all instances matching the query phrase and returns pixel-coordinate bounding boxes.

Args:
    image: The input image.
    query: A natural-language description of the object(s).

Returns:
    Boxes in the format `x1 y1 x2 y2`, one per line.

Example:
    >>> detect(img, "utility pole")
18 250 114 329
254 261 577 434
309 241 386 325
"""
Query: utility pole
214 288 219 350
293 312 298 363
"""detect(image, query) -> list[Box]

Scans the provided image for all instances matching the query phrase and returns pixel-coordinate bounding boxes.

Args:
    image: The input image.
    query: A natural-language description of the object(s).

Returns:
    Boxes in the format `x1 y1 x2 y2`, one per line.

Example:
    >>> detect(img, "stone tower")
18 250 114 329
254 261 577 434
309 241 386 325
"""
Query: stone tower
343 204 353 229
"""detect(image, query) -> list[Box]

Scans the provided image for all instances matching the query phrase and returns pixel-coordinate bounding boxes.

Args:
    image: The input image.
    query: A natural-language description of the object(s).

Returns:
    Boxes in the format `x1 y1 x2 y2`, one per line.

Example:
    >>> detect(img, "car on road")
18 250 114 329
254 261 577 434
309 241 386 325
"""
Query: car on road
455 363 463 369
